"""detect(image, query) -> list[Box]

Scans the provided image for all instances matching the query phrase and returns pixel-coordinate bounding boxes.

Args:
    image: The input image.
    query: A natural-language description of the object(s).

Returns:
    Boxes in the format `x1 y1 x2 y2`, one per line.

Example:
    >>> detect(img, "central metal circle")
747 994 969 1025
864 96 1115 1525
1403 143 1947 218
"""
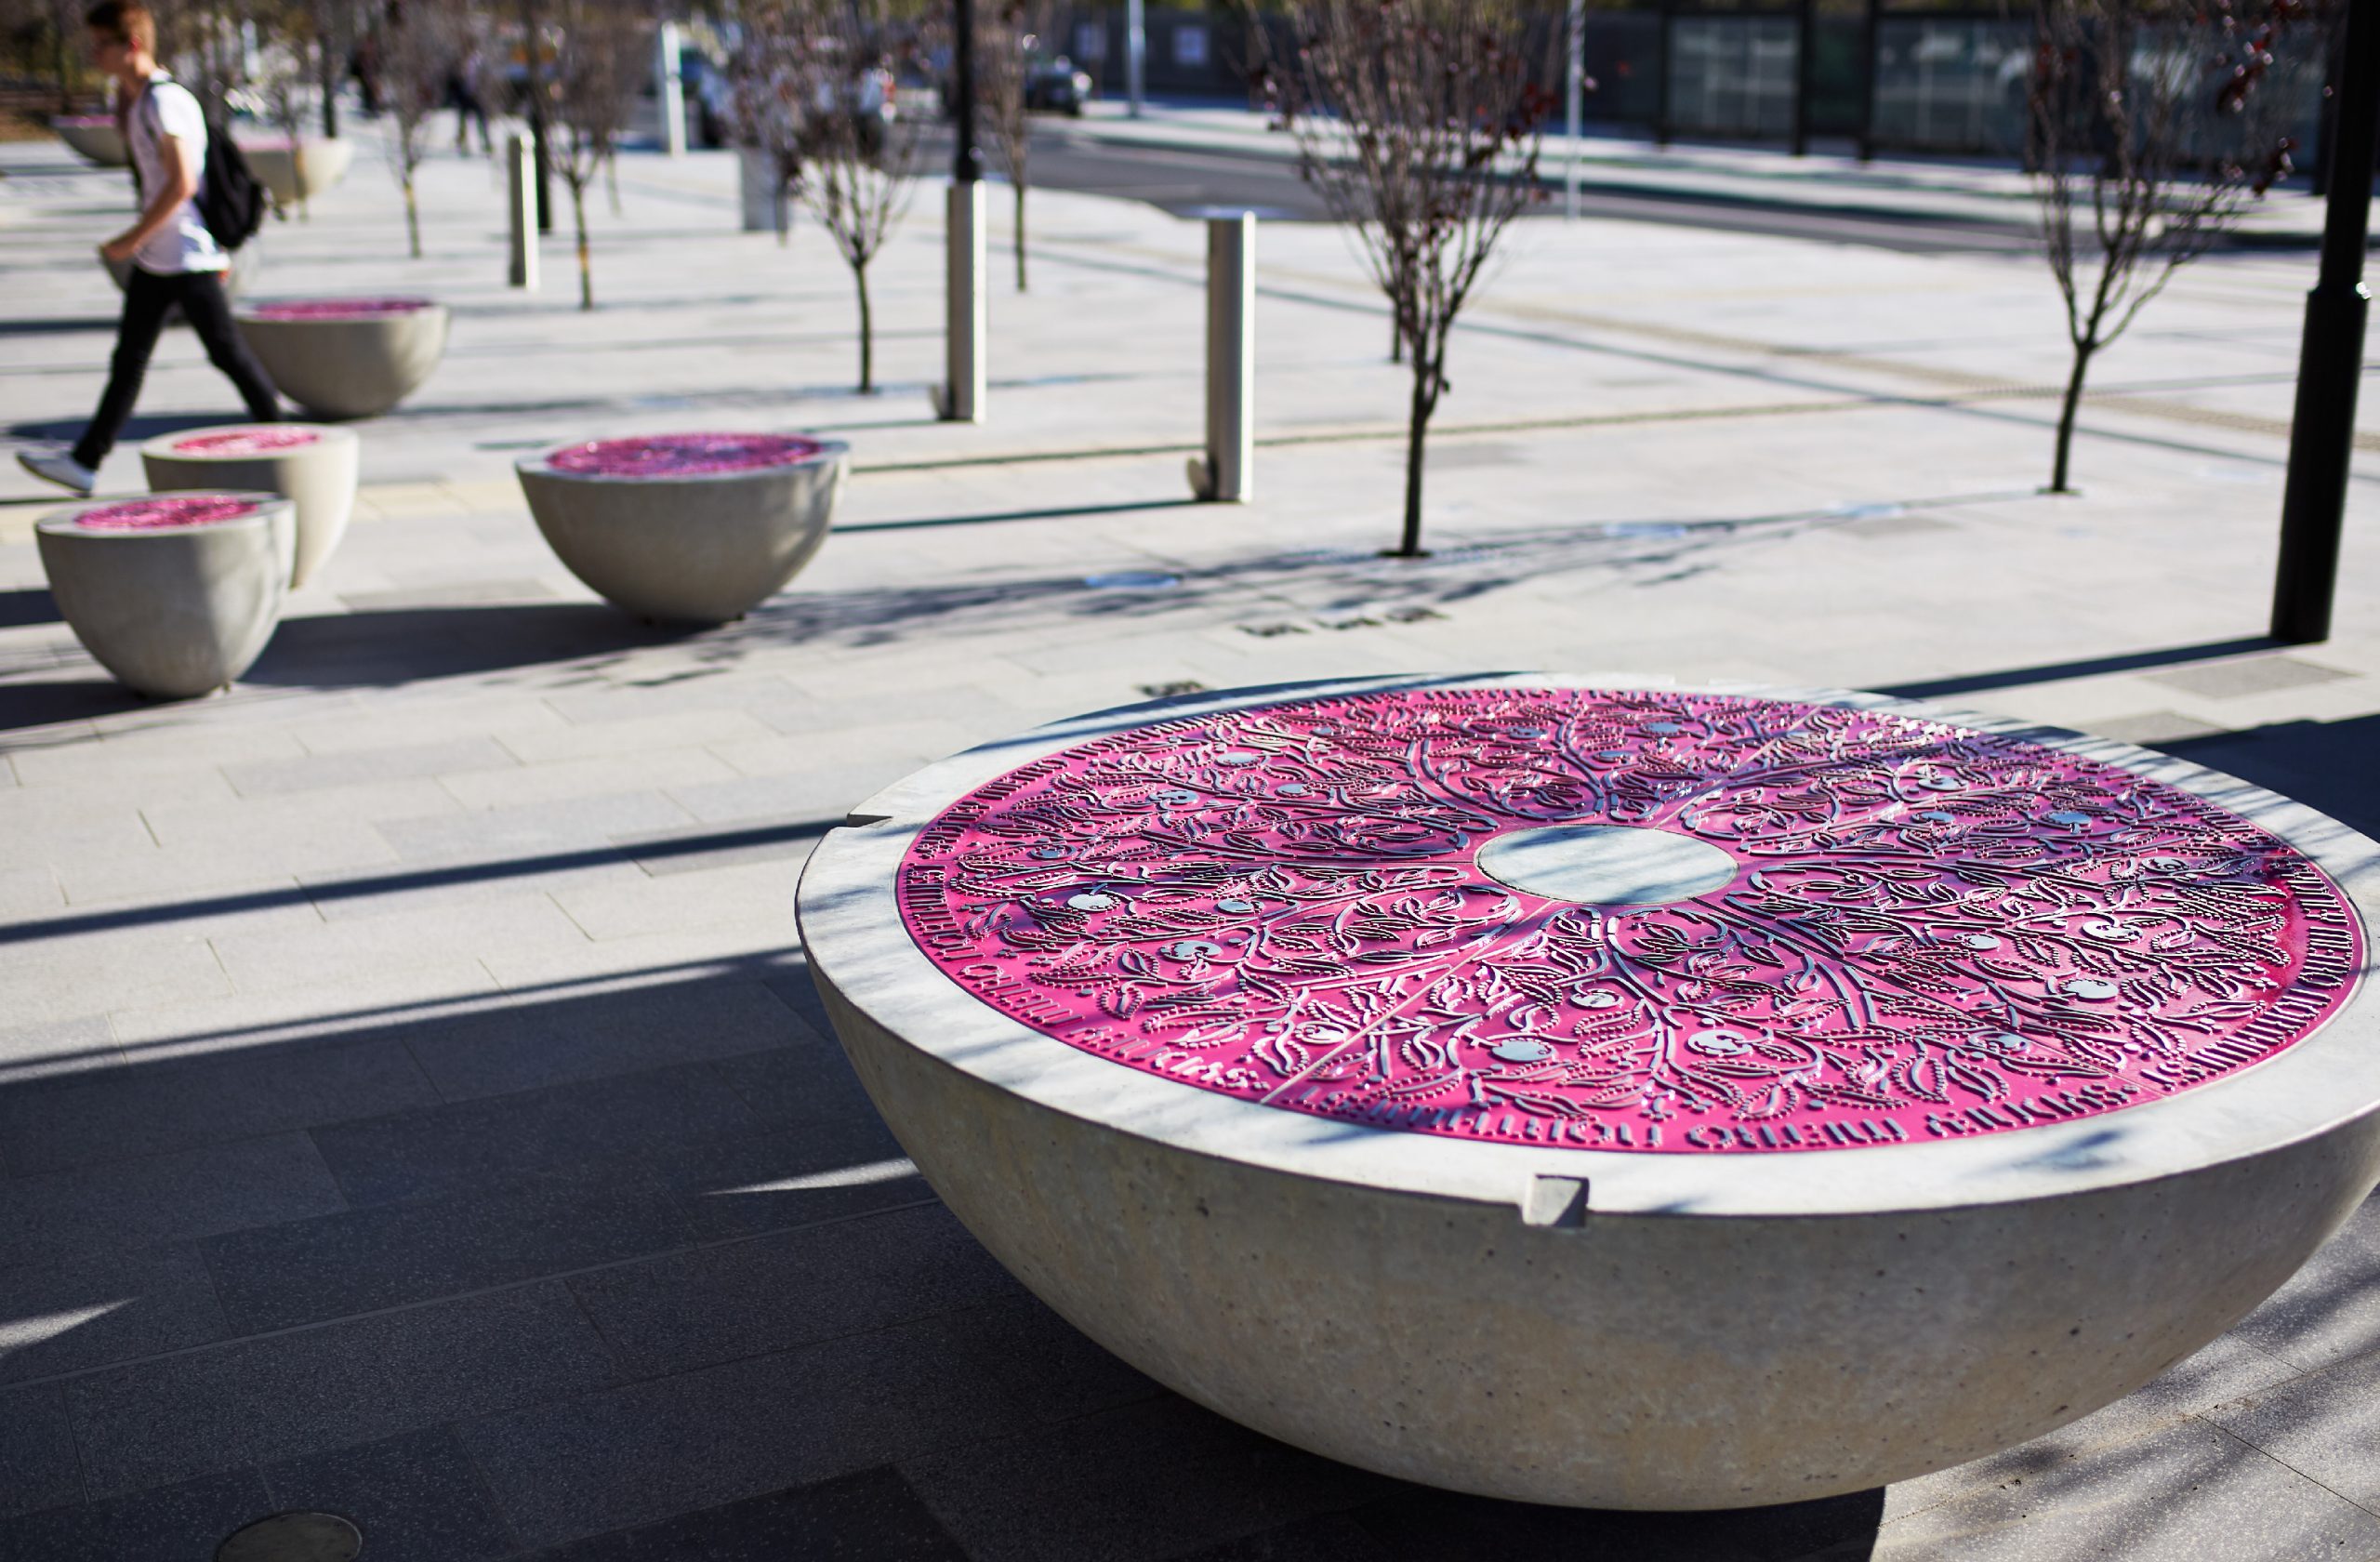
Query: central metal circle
1475 824 1739 907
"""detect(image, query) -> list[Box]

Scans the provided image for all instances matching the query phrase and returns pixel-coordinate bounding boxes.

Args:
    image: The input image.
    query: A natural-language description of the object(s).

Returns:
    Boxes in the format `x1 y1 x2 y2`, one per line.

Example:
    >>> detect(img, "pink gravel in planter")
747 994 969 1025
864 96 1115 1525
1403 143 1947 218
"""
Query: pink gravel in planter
545 433 830 479
69 496 266 531
245 298 434 322
54 114 113 126
171 428 323 457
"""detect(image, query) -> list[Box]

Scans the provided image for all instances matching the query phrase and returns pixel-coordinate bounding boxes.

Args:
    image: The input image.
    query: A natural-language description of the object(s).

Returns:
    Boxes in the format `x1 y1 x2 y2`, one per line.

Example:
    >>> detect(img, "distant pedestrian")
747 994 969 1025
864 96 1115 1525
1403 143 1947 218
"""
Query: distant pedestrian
17 0 280 497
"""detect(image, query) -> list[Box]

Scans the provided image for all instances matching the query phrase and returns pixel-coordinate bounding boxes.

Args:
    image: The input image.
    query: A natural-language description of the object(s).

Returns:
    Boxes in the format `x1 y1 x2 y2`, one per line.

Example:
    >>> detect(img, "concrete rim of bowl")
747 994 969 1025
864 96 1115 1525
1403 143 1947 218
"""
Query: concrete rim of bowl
798 671 2380 1223
39 491 284 533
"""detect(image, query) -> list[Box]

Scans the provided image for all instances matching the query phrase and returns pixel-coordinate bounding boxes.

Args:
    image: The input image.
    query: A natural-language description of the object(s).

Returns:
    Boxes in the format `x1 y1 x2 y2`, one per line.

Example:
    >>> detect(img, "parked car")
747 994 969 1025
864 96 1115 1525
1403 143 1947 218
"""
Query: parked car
1025 55 1093 115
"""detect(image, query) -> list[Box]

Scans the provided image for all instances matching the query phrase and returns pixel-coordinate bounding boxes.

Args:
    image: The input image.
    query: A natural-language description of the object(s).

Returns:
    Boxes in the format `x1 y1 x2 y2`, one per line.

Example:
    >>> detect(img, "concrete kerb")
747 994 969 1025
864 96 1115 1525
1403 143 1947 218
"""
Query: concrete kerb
799 672 2380 1510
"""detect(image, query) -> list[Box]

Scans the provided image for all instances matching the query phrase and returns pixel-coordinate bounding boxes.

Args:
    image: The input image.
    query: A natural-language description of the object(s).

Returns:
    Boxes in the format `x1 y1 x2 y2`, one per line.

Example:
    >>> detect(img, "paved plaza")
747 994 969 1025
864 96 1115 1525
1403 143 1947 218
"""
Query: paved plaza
2 117 2379 1559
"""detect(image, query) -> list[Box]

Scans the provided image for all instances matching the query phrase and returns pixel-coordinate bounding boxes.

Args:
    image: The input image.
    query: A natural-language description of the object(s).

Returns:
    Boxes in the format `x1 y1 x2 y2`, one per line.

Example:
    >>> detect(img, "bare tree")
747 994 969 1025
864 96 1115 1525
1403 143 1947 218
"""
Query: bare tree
1265 0 1553 558
747 0 925 391
253 0 324 216
546 0 648 309
376 0 463 258
2028 0 2312 493
977 0 1052 291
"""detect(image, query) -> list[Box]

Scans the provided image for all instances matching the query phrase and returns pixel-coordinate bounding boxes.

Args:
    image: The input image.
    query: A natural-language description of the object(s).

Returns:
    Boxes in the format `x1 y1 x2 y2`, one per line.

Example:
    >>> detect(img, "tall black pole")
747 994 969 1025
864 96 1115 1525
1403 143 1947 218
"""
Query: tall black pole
2270 0 2379 644
520 0 553 232
1652 0 1673 148
1856 0 1880 164
1791 0 1813 155
951 0 982 183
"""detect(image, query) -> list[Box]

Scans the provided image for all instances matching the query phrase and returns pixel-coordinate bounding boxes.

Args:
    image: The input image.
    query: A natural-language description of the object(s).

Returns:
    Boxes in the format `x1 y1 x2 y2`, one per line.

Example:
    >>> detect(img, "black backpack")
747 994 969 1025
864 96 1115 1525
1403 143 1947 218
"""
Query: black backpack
133 83 269 251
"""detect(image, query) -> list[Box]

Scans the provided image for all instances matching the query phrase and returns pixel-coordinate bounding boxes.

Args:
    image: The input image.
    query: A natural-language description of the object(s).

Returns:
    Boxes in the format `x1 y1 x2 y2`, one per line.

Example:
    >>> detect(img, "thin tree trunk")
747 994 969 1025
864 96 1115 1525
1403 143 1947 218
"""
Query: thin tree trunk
854 260 874 392
572 181 593 310
1390 311 1403 364
2049 339 2093 493
1393 357 1435 557
403 170 420 258
1014 180 1027 292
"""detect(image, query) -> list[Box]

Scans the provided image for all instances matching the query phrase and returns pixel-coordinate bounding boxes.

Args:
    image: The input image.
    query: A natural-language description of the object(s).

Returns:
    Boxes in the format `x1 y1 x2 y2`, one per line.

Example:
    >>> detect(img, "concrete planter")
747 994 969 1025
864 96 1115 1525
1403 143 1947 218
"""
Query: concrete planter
237 137 353 207
234 298 449 419
799 674 2380 1510
55 115 128 166
36 492 292 697
141 424 359 588
515 432 846 625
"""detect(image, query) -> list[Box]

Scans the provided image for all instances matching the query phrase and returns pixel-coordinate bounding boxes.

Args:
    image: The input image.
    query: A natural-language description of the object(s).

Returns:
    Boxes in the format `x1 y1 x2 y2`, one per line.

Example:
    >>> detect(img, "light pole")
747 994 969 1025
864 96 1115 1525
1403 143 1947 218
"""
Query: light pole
1563 0 1582 218
2270 0 2378 643
1127 0 1145 118
938 0 986 421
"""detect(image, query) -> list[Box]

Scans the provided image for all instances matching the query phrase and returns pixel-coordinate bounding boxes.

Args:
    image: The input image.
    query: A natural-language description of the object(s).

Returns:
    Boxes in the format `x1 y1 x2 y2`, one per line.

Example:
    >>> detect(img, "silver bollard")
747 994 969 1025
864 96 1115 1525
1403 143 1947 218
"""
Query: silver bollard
1189 212 1254 503
936 180 986 424
656 20 687 159
507 133 539 291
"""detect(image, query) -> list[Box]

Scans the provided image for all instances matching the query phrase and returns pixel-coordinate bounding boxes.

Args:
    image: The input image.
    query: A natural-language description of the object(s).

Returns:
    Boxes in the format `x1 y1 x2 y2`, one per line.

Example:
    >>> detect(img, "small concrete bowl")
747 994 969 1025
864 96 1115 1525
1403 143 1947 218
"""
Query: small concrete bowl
55 115 128 166
234 298 449 419
236 136 353 206
36 492 293 697
141 424 359 589
798 674 2380 1511
515 431 848 625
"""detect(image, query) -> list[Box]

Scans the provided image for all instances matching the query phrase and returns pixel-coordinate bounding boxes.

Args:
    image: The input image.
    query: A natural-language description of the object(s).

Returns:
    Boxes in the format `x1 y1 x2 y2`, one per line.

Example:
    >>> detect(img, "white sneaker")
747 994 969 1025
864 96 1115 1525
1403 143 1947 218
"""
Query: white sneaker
16 450 97 496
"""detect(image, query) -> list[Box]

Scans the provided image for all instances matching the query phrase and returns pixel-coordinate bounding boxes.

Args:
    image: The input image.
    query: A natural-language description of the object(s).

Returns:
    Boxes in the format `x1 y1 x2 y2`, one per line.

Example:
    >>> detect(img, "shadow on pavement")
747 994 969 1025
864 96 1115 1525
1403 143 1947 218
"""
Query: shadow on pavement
2158 713 2380 840
1875 637 2281 700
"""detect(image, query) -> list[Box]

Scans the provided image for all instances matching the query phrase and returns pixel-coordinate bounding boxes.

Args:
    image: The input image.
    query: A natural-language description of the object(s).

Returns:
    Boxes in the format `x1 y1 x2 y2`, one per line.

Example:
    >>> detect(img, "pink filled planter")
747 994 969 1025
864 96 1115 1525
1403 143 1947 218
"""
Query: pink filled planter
141 423 358 588
798 675 2380 1508
233 297 449 420
54 114 127 166
516 431 847 625
36 490 293 697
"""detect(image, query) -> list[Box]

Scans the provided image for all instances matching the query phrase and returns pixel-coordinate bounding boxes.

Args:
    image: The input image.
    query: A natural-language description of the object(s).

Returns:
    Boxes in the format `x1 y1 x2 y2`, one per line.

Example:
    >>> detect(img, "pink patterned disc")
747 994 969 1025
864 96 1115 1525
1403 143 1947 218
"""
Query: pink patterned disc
55 114 112 126
544 433 826 478
898 687 2365 1154
172 427 321 456
71 495 263 530
245 298 432 321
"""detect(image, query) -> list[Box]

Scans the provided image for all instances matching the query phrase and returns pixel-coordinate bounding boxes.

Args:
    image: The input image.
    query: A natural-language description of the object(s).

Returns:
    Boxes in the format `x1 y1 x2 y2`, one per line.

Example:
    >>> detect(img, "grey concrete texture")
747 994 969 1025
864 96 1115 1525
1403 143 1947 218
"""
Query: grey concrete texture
516 443 847 625
52 121 127 168
234 304 452 420
3 110 2380 1556
33 495 293 697
239 137 354 209
140 425 360 586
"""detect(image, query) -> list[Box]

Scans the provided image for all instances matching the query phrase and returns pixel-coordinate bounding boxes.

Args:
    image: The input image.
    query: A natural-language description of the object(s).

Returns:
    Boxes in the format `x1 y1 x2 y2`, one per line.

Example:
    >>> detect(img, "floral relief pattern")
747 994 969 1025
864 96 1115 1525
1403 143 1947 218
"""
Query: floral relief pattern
896 688 2365 1153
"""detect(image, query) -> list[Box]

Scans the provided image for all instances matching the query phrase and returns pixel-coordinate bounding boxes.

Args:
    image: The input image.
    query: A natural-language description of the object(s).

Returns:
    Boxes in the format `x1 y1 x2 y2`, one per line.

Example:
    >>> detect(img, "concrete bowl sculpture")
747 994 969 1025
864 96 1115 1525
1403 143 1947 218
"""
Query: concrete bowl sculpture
234 297 449 420
236 136 353 208
141 423 359 589
55 114 128 166
797 673 2380 1511
515 432 848 625
36 492 293 698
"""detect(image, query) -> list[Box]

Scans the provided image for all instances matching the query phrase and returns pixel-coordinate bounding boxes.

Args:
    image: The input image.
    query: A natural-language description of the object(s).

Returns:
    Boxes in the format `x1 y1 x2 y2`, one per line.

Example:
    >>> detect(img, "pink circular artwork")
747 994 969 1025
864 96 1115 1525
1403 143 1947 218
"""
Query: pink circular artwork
544 433 826 479
171 427 322 457
55 114 113 126
245 298 432 321
71 495 263 531
897 687 2365 1154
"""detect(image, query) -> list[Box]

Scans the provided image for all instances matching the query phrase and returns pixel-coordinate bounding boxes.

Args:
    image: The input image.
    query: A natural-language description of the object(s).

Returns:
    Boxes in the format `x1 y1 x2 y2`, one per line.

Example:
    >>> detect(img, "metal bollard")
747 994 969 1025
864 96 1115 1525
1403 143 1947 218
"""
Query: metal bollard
936 180 987 424
1190 212 1254 503
507 133 539 291
656 20 687 159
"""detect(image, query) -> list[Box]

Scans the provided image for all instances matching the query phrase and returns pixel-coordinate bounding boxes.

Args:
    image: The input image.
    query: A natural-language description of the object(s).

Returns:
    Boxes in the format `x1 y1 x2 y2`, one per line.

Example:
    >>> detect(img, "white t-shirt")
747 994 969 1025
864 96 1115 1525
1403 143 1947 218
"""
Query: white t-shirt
126 73 227 275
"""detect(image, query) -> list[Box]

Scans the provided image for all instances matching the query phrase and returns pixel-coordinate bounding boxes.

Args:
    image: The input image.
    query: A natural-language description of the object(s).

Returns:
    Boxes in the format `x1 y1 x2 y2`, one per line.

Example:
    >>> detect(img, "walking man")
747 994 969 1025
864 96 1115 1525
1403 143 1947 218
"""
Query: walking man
17 1 280 496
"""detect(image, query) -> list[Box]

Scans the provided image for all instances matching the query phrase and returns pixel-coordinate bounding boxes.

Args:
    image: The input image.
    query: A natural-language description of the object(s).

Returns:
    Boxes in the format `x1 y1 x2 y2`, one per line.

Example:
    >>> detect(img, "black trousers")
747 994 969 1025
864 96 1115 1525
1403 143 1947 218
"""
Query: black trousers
73 266 281 470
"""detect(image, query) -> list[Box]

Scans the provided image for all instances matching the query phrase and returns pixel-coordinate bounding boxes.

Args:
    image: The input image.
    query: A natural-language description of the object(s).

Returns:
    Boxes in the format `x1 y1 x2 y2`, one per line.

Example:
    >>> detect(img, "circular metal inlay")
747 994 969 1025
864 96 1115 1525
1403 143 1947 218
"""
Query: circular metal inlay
1476 824 1739 907
543 432 826 478
215 1512 363 1562
895 687 2365 1154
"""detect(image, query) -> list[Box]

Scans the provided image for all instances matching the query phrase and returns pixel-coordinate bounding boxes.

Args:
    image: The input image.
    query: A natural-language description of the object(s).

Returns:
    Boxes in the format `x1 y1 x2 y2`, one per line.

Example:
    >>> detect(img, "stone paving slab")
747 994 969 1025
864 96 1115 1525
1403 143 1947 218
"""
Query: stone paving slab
0 113 2377 1558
